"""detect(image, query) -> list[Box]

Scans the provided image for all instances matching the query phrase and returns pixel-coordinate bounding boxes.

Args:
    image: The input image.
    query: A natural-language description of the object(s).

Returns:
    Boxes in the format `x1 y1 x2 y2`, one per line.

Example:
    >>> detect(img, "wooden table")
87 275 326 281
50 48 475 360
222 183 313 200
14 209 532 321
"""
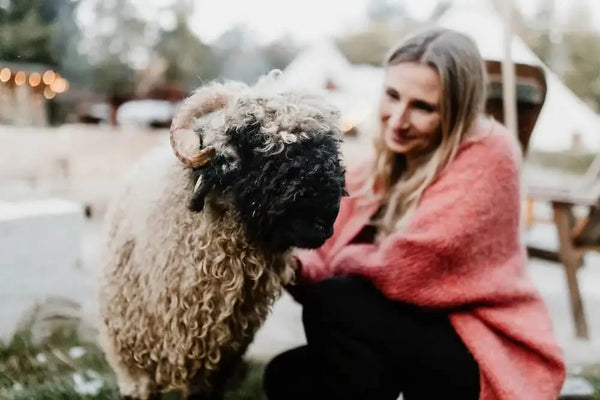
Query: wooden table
526 186 600 340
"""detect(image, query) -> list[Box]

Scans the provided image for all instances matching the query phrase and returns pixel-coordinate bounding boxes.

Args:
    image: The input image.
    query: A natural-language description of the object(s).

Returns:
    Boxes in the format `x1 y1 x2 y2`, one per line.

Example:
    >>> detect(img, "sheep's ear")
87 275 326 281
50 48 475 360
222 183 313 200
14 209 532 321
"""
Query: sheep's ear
189 174 211 212
188 154 238 212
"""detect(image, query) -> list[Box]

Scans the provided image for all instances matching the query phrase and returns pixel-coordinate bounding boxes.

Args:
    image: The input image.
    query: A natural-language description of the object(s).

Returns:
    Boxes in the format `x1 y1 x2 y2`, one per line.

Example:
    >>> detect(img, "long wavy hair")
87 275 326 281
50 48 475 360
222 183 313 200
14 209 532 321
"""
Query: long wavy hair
362 28 487 239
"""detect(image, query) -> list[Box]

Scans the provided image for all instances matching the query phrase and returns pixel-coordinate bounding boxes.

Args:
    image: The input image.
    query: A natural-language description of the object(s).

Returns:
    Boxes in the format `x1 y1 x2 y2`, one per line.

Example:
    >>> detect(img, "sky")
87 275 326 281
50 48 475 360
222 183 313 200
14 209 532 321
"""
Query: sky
185 0 600 45
77 0 600 47
190 0 370 44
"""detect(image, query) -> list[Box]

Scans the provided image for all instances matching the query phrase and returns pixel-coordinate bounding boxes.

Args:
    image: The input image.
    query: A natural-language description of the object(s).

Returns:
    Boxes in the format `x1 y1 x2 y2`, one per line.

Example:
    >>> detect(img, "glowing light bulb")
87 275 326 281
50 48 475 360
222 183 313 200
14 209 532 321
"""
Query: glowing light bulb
44 86 56 99
29 72 41 87
15 71 26 86
42 70 56 85
0 68 11 83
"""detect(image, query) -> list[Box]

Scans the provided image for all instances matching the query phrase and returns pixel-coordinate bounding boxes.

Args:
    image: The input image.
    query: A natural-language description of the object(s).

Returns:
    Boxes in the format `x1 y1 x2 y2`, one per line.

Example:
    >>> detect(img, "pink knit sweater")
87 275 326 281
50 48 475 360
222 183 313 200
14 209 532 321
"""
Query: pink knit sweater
296 120 566 399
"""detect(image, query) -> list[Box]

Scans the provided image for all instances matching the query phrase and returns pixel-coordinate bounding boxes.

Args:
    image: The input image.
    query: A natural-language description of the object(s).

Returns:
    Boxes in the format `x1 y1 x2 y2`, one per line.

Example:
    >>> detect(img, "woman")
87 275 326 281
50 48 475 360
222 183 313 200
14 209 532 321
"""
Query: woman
263 29 565 400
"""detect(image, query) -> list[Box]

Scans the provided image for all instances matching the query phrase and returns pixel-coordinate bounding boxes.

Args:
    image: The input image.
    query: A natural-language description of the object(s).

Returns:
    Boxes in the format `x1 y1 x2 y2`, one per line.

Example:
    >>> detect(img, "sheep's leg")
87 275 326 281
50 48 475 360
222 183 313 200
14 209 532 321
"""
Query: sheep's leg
187 354 247 400
100 331 156 399
103 347 154 399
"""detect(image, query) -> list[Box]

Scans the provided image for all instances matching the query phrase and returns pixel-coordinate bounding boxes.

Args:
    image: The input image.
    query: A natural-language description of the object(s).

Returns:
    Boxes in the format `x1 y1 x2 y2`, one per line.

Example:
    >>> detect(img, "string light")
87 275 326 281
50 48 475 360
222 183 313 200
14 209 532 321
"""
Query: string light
43 86 56 99
29 72 41 87
1 66 68 97
0 67 10 83
42 70 56 85
50 77 68 93
14 71 26 86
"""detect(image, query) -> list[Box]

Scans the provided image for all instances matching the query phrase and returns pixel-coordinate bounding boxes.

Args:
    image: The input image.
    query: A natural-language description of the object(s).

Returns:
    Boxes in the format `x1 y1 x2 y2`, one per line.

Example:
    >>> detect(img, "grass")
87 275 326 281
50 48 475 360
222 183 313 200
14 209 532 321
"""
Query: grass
0 326 120 399
0 324 267 400
582 364 600 400
1 322 600 400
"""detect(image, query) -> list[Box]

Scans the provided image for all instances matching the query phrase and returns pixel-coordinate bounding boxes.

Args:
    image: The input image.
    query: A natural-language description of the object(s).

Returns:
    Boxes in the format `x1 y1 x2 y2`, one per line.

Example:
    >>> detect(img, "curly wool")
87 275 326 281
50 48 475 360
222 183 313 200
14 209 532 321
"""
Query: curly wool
98 73 345 400
99 148 294 398
188 77 342 167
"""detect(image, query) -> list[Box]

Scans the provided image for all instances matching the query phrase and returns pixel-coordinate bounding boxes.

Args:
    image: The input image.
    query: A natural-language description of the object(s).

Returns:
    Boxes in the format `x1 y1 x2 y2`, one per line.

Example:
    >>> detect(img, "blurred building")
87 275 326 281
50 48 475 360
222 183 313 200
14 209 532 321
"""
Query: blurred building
0 62 69 126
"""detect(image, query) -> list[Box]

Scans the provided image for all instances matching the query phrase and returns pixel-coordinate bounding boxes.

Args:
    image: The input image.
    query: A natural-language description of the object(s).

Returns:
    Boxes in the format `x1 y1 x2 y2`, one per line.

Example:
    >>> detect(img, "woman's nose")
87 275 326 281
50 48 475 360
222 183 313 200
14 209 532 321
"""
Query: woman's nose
388 105 410 130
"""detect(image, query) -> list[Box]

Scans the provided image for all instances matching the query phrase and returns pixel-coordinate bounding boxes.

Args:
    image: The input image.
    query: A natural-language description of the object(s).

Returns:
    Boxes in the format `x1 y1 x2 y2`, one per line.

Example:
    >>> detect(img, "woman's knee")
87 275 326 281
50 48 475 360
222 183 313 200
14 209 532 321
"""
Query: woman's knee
263 347 309 400
263 353 288 396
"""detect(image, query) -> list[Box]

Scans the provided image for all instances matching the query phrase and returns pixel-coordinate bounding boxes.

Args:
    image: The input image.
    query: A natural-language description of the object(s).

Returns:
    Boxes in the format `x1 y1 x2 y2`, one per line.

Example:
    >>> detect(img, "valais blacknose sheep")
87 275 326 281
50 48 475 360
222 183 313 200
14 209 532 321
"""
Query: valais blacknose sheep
98 71 346 400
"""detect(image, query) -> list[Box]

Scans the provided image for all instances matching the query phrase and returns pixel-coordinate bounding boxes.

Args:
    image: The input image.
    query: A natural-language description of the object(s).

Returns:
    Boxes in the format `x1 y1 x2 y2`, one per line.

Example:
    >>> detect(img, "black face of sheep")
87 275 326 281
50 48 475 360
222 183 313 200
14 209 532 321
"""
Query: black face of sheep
189 121 346 250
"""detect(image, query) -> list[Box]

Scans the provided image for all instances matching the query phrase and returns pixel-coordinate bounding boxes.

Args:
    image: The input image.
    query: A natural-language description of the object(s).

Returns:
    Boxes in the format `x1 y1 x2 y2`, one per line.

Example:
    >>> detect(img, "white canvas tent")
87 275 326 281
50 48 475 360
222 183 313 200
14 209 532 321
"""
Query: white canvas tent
281 40 352 91
281 40 383 137
281 2 600 152
437 0 600 152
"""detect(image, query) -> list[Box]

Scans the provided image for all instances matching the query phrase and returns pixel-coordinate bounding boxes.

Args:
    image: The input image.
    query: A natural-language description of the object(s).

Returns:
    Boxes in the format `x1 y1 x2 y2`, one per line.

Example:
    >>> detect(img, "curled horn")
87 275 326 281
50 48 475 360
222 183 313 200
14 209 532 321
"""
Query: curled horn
169 85 230 168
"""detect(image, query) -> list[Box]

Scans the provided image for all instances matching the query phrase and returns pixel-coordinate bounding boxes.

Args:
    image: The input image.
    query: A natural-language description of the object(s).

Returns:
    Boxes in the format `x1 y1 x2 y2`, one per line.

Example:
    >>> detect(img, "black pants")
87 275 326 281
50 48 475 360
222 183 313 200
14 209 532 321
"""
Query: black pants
263 276 480 400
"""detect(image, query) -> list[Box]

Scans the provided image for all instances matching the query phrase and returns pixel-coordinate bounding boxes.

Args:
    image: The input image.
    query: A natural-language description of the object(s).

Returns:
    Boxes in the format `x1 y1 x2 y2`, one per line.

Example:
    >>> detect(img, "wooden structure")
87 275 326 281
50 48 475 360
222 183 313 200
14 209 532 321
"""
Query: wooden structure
484 60 547 153
526 186 599 339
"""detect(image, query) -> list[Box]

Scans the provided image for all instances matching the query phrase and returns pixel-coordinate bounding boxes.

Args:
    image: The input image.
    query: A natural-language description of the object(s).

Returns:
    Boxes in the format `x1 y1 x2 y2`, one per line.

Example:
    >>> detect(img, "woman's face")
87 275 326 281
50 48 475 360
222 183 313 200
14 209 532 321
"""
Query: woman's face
379 62 442 159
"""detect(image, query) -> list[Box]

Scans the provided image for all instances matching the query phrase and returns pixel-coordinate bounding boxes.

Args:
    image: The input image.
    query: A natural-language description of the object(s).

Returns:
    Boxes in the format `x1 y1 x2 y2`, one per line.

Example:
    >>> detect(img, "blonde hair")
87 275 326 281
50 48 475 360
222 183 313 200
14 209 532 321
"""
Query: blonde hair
365 28 487 239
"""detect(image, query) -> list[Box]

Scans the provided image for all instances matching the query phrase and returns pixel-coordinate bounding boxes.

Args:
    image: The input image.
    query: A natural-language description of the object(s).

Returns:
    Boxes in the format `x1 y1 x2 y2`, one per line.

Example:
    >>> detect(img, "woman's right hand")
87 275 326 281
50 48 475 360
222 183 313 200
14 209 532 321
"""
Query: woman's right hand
285 256 309 304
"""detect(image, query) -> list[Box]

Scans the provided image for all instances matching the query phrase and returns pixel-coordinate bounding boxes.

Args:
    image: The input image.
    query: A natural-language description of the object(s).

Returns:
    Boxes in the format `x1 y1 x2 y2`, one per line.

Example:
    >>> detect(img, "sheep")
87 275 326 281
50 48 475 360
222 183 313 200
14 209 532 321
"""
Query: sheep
97 71 346 400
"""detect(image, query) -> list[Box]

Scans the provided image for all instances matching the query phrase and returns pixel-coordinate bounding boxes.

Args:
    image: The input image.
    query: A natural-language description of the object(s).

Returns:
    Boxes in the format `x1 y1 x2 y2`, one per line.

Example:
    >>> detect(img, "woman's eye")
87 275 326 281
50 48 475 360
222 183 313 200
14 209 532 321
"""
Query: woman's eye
413 101 436 113
386 89 399 101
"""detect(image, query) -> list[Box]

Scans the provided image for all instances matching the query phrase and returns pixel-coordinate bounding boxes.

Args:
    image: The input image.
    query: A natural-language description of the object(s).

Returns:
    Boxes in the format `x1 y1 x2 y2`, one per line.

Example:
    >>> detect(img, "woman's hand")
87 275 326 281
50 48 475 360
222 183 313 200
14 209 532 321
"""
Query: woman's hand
285 256 309 304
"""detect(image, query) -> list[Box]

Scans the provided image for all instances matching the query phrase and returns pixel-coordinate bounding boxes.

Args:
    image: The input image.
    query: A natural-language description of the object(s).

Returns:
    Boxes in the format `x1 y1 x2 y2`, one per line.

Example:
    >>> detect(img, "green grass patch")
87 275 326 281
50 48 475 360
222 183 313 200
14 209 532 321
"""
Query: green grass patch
0 326 120 399
4 320 598 400
582 364 600 400
0 325 266 400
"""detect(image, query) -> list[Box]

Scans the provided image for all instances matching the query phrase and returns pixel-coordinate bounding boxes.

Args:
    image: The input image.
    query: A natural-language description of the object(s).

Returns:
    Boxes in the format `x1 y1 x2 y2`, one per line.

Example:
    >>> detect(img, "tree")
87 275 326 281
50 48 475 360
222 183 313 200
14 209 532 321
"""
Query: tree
212 25 271 83
0 0 87 125
50 0 91 87
367 0 407 24
518 0 600 111
562 32 600 111
338 0 449 66
336 23 414 66
154 12 221 88
75 0 158 122
0 0 74 65
261 37 299 71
